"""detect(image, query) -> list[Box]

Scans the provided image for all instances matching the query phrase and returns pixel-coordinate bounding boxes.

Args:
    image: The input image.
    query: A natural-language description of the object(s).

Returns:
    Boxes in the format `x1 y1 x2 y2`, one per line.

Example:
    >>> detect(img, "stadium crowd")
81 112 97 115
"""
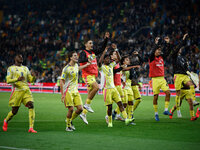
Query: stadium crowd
0 0 199 84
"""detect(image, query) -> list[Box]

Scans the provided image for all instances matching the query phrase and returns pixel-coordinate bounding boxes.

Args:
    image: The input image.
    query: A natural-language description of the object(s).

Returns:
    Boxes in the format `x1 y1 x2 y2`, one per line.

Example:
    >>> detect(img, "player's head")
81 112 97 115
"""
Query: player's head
103 54 111 65
109 50 117 61
121 55 130 65
85 40 93 51
68 51 78 63
154 47 161 56
15 54 23 64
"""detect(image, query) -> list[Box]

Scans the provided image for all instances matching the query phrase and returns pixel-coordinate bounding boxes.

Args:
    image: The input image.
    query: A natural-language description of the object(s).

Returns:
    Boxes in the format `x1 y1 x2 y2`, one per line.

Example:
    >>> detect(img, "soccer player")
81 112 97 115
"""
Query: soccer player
149 36 171 121
60 51 92 131
130 51 143 112
79 32 110 124
99 48 134 127
169 84 197 121
169 33 198 120
2 54 37 133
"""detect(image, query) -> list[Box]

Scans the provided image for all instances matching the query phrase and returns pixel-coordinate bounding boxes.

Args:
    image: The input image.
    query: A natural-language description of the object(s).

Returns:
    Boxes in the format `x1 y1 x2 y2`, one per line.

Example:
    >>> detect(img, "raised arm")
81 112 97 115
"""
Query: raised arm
98 47 108 67
95 32 110 55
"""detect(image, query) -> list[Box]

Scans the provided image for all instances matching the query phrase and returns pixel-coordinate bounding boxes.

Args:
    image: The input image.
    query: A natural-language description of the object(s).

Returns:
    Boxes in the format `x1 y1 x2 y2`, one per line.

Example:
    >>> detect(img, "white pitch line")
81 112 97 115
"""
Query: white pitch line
0 146 31 150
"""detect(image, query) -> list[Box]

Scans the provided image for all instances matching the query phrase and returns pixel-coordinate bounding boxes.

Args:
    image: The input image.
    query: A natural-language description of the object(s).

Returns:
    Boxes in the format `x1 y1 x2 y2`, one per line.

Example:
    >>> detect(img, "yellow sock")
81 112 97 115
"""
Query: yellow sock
29 109 35 128
175 95 181 110
5 111 14 122
121 110 127 119
128 105 133 119
115 107 120 115
164 101 169 110
82 109 88 115
71 112 79 121
108 115 112 124
133 99 141 111
190 86 196 102
86 99 92 105
66 117 71 128
190 110 195 117
153 105 158 113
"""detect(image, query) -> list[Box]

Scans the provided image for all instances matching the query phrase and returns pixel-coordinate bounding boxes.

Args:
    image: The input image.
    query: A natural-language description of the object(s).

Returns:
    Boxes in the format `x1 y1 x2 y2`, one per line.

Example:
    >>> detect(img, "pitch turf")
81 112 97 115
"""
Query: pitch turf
0 92 200 150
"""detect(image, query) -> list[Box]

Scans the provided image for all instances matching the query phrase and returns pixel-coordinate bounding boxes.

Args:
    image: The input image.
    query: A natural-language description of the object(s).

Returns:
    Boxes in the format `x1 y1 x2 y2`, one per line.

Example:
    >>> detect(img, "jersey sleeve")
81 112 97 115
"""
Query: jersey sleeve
61 66 68 80
26 67 35 83
6 67 18 84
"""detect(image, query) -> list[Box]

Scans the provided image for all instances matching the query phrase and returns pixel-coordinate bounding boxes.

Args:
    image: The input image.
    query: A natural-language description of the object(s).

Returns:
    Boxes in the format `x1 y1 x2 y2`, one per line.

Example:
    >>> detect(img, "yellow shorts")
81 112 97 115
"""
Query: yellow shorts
64 92 82 107
122 89 128 104
116 85 124 98
174 74 191 91
152 77 169 95
125 88 133 102
131 85 141 99
9 89 33 107
83 75 96 91
103 88 121 105
180 89 192 100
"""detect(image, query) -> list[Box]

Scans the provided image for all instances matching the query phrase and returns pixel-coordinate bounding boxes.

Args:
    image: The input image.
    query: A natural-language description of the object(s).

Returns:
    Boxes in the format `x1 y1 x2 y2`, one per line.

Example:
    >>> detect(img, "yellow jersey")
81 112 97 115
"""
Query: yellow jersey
100 62 116 89
61 63 79 93
123 70 132 90
6 65 34 91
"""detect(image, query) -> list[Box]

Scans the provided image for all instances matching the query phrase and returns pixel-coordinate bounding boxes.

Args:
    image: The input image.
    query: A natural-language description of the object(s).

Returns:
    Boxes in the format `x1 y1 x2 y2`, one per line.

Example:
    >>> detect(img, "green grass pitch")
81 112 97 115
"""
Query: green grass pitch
0 92 200 150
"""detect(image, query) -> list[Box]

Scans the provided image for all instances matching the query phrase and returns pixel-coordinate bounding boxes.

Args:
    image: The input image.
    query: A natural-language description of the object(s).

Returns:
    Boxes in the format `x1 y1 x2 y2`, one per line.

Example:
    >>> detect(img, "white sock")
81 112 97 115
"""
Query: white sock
155 112 158 115
165 108 168 111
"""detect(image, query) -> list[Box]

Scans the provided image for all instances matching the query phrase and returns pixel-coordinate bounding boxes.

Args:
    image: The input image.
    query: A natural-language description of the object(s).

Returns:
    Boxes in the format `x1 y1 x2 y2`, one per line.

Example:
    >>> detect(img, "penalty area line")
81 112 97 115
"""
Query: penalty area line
0 146 31 150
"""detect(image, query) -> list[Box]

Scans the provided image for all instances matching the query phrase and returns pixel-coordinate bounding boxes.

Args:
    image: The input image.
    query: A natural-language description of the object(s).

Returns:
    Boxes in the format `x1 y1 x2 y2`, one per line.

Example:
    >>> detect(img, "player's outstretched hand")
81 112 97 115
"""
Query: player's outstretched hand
183 33 188 40
164 36 170 43
61 95 65 103
104 32 110 39
155 37 160 44
18 76 25 81
111 43 117 50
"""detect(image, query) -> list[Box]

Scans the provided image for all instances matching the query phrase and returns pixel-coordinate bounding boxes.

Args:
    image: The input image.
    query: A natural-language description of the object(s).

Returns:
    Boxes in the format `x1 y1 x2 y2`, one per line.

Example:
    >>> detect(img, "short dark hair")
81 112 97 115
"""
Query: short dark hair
121 55 129 64
109 49 115 56
68 51 77 62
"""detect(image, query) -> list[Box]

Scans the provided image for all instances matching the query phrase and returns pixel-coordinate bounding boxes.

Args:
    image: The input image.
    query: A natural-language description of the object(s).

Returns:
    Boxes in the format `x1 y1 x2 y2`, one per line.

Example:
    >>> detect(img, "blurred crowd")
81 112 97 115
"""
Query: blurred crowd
0 0 199 84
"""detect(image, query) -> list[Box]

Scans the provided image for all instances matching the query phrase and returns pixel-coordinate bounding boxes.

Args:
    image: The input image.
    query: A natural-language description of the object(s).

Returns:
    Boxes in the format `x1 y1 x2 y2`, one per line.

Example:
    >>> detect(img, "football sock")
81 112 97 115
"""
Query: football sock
71 112 79 120
82 109 88 115
128 105 133 119
190 110 195 117
115 107 120 115
86 99 92 105
29 109 35 128
66 117 71 128
5 111 14 122
190 86 196 102
133 99 141 111
121 110 128 119
108 115 112 124
164 101 169 111
153 105 158 114
175 95 181 111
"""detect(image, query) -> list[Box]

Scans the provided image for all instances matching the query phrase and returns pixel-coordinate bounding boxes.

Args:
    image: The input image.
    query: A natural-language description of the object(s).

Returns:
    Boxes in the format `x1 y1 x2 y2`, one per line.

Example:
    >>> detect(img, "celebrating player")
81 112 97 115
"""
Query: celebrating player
60 51 92 131
169 34 197 120
99 48 134 127
2 54 37 133
79 32 109 124
149 36 171 121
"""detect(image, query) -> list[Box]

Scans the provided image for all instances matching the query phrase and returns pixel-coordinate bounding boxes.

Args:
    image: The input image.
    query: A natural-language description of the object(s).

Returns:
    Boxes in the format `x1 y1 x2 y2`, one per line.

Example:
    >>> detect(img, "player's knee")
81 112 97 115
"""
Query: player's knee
78 107 83 113
12 107 19 115
165 91 170 96
128 101 133 105
26 102 34 109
